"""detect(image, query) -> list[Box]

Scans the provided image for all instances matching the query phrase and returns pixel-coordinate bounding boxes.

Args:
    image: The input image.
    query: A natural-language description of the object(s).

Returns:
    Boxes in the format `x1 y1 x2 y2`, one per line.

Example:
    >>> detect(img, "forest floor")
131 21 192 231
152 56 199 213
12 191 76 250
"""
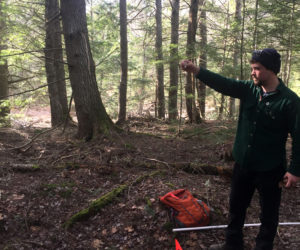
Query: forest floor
0 110 300 250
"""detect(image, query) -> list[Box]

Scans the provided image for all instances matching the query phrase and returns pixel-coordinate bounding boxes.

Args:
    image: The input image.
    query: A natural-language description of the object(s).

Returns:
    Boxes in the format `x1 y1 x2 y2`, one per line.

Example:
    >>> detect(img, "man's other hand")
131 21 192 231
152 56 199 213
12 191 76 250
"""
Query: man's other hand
283 172 300 188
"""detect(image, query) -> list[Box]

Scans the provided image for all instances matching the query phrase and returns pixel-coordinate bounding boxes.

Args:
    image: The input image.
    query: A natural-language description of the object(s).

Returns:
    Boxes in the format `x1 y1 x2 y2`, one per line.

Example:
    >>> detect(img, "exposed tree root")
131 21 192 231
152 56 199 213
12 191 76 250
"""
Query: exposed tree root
63 170 162 229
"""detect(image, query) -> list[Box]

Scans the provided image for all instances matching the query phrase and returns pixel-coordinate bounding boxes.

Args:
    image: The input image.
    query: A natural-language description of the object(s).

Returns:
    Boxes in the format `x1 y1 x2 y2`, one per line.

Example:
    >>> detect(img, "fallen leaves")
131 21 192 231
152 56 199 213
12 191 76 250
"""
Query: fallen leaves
91 239 104 249
124 226 134 233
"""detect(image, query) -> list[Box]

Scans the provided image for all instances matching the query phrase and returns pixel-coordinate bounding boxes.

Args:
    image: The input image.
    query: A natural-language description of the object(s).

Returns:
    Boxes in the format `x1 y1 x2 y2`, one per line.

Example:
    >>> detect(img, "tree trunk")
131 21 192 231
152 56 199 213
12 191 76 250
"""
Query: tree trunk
198 0 207 119
137 38 147 116
229 0 242 119
155 0 165 119
0 60 9 124
0 0 9 125
282 0 295 87
185 0 201 124
218 1 230 120
45 0 69 127
60 0 115 140
252 0 259 50
168 0 180 121
118 0 128 123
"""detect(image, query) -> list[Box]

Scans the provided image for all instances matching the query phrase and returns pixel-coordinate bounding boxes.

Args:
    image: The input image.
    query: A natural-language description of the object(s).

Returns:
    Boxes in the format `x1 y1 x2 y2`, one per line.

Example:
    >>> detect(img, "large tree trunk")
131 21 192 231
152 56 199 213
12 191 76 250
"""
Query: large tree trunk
198 0 207 119
185 0 201 124
118 0 128 123
45 0 69 127
168 0 180 121
155 0 165 119
60 0 115 140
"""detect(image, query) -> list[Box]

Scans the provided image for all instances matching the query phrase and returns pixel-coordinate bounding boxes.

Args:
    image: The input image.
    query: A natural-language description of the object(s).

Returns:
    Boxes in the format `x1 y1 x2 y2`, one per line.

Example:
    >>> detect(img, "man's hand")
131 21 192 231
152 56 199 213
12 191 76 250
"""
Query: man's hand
282 172 300 188
180 60 200 74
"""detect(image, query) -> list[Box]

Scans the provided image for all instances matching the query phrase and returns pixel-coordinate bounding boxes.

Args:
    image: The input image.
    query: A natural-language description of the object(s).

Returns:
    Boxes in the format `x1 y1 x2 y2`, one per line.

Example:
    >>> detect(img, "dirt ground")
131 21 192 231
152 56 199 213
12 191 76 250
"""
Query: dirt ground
0 113 300 250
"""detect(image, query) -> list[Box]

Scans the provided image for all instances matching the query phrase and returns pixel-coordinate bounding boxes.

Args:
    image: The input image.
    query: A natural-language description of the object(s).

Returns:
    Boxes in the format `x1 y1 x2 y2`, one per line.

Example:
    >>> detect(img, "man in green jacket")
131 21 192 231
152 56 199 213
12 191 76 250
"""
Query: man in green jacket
181 48 300 250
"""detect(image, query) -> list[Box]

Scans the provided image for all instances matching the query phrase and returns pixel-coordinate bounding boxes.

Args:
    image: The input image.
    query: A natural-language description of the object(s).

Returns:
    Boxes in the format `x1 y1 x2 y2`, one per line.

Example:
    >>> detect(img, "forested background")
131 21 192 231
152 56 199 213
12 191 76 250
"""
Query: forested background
0 0 299 134
1 1 300 249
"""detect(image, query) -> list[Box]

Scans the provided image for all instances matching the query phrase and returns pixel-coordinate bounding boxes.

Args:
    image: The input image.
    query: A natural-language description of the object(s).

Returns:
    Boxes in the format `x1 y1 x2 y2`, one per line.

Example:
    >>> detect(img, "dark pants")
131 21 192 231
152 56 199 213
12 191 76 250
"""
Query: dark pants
225 163 285 250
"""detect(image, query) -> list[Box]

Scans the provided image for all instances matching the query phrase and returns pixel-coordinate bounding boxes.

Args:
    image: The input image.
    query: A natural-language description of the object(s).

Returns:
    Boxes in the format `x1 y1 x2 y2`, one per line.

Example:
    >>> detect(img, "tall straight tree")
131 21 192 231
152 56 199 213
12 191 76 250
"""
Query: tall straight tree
0 0 9 124
118 0 128 123
282 0 296 87
218 1 230 120
45 0 69 127
155 0 165 119
185 0 201 123
229 0 242 119
198 0 207 119
60 0 115 139
168 0 180 121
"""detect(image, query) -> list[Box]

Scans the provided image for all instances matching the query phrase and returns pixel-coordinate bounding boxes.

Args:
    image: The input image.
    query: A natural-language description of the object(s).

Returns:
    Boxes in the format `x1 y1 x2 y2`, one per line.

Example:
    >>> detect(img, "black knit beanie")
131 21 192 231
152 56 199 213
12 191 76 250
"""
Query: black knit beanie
251 48 281 74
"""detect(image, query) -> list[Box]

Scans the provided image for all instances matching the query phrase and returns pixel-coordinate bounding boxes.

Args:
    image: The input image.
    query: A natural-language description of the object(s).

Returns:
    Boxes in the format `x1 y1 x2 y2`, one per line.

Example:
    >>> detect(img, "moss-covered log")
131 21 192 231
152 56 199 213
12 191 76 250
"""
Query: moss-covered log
63 170 162 229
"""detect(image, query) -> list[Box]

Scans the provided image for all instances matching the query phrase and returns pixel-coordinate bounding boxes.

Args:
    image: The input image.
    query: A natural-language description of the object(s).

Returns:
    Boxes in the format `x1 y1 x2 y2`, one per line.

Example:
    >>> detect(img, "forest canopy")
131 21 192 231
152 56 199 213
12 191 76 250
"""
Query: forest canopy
0 0 299 129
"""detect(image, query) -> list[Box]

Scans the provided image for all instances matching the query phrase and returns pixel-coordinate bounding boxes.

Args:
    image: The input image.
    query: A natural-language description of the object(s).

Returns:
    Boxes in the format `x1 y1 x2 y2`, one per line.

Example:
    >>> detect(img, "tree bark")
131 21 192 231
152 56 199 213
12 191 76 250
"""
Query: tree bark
252 0 259 50
155 0 165 119
0 0 9 125
45 0 69 127
0 60 9 124
282 0 296 87
198 0 207 119
60 0 115 140
218 2 230 120
168 0 180 121
229 0 242 119
185 0 201 124
118 0 128 123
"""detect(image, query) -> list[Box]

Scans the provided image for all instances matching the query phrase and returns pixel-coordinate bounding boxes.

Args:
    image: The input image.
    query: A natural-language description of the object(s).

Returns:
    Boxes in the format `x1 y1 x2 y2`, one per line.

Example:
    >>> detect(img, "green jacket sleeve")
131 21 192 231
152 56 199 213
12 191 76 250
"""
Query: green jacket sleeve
287 95 300 176
195 68 250 100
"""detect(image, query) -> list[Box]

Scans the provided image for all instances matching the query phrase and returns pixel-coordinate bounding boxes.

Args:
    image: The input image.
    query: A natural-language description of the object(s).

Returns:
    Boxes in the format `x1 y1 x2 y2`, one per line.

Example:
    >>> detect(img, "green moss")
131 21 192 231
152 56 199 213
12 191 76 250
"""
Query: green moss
63 184 128 229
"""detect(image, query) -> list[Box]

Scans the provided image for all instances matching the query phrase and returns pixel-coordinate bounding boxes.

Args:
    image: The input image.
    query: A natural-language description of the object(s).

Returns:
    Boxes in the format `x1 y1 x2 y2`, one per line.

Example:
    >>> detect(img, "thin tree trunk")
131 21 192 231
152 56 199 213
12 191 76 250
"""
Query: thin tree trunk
0 60 9 124
218 1 230 120
229 0 242 119
252 0 259 50
45 0 69 127
118 0 128 123
0 0 9 125
168 0 180 121
60 0 115 140
185 0 201 124
137 37 147 116
198 0 207 119
155 0 165 119
283 0 295 87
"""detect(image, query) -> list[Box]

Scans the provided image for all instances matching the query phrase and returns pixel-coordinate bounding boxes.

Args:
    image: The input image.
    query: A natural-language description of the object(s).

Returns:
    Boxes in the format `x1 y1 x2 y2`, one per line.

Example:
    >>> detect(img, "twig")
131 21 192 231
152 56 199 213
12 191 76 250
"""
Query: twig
51 154 77 166
10 123 63 151
143 157 170 168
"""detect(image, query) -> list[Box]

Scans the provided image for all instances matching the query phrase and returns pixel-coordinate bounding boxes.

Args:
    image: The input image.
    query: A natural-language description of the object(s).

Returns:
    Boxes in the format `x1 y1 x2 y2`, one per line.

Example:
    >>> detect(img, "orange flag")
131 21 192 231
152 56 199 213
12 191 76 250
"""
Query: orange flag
175 238 183 250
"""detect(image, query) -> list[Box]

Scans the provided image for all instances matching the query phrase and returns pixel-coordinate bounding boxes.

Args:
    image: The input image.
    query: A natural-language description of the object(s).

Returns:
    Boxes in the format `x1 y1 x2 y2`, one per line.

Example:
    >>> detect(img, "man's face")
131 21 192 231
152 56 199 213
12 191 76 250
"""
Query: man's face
251 62 273 86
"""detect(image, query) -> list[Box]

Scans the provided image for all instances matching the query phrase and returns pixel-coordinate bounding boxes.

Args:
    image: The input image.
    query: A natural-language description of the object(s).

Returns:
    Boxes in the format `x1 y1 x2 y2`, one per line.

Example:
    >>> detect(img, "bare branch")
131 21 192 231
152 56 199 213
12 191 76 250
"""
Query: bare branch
0 78 70 99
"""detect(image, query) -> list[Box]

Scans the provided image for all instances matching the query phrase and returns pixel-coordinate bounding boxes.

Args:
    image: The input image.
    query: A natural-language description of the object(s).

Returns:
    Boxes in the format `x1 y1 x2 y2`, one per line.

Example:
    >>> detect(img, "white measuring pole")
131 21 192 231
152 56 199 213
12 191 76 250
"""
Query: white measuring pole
172 222 300 232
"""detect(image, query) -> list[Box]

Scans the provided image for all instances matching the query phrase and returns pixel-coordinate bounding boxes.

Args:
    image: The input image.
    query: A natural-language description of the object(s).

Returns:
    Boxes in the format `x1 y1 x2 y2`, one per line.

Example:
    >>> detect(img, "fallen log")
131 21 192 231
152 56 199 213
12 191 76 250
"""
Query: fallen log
10 164 40 172
63 170 162 229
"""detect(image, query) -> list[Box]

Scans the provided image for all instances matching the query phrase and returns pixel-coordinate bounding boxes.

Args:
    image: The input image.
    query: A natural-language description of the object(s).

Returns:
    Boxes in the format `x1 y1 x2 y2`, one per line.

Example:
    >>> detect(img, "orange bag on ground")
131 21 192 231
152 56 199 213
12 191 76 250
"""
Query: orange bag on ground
159 189 210 227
